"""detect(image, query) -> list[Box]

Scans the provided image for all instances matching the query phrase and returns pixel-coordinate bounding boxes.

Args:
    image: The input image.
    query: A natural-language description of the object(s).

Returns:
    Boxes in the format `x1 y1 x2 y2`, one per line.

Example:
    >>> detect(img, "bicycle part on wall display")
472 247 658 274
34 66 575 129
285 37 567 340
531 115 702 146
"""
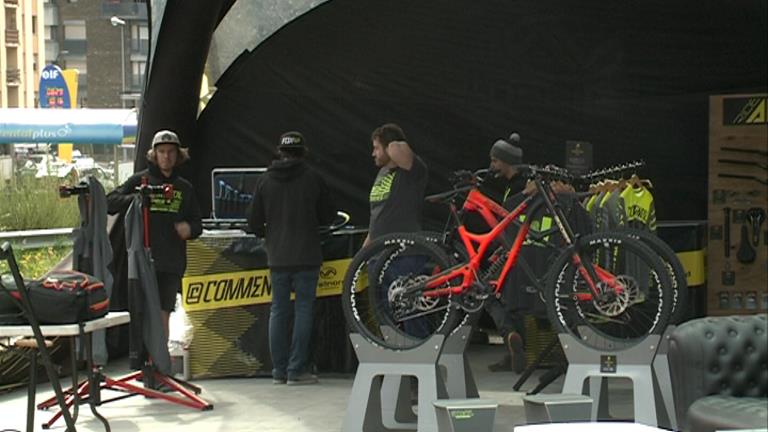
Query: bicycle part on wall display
724 207 731 258
720 146 768 158
721 261 735 286
736 224 756 264
747 207 765 245
718 173 768 185
717 158 768 172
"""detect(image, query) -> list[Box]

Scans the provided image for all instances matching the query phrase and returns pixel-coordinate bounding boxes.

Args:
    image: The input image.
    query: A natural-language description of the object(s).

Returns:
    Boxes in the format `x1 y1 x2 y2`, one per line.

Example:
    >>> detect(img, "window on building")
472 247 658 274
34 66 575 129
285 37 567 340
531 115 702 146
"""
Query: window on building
44 26 56 40
63 21 86 40
131 60 146 87
130 23 149 41
32 16 37 34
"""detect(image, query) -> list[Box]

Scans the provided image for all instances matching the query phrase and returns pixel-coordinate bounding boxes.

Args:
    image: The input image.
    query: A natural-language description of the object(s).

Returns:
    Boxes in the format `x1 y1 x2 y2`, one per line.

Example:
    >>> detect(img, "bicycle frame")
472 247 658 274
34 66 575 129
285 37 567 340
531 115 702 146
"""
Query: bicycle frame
420 175 620 302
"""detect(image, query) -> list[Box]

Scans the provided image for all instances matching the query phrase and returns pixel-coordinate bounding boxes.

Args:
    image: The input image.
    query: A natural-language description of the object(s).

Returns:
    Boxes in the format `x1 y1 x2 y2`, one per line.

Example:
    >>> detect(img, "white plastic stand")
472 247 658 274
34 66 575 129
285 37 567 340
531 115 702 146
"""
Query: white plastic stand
342 326 479 432
559 326 677 429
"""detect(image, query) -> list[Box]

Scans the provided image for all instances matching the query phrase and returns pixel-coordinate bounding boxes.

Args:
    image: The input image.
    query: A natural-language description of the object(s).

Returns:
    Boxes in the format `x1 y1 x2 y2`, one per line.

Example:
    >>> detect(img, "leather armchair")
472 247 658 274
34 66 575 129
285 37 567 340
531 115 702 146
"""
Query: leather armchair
668 314 767 432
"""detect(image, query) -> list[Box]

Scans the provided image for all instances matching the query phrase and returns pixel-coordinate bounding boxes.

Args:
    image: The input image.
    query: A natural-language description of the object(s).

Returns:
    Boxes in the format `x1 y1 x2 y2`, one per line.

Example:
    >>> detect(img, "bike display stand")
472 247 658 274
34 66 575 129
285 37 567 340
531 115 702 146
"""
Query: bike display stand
559 326 677 429
343 325 479 432
437 326 478 400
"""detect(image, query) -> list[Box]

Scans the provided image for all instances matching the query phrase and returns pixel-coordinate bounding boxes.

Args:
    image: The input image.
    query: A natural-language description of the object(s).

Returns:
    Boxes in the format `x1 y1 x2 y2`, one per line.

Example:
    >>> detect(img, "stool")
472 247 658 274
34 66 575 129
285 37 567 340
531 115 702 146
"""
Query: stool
14 337 55 432
523 393 593 424
433 399 498 432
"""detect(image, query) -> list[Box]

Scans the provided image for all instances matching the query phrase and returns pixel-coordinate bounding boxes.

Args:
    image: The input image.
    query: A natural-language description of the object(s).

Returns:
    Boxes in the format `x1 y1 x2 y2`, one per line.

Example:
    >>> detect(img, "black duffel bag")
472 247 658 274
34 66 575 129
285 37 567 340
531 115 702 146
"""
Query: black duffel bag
1 271 109 324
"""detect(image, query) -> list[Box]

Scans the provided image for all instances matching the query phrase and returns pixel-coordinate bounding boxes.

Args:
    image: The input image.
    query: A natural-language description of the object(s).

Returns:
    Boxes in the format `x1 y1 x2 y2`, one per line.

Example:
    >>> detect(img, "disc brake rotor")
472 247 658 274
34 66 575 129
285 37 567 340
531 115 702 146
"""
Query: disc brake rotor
387 274 438 317
593 278 633 317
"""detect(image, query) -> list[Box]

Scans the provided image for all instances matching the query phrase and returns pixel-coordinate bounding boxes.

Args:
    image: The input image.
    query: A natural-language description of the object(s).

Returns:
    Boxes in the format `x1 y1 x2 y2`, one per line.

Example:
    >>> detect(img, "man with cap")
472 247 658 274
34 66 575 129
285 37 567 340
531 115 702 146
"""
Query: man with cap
108 129 203 337
247 131 336 385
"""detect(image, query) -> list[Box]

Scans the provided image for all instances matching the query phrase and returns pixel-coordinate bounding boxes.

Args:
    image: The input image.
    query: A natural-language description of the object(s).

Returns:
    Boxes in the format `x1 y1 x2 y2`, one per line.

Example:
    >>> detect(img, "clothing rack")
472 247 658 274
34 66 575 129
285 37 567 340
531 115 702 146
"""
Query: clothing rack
579 160 645 183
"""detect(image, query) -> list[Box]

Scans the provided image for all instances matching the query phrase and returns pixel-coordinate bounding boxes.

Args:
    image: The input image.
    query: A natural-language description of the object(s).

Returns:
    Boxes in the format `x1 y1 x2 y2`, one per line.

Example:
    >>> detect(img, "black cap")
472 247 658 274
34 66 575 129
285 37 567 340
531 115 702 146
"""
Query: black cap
490 139 523 165
278 131 306 149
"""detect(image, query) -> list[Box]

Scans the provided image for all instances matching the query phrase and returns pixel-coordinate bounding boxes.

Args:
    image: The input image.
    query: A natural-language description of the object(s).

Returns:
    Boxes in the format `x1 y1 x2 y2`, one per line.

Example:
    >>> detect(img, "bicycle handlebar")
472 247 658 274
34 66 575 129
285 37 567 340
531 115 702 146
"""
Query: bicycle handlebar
135 183 175 201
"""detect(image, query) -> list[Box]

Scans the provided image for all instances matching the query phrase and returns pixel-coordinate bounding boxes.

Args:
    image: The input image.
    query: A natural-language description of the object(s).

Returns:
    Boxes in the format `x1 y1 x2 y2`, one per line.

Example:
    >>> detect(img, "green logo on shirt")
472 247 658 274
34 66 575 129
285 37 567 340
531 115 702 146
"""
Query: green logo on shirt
370 171 396 203
149 190 183 213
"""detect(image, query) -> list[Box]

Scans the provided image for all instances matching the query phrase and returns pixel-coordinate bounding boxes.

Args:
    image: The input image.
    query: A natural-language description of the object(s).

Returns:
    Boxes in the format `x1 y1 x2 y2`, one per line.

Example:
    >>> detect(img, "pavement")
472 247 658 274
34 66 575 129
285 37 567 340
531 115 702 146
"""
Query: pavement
0 342 641 432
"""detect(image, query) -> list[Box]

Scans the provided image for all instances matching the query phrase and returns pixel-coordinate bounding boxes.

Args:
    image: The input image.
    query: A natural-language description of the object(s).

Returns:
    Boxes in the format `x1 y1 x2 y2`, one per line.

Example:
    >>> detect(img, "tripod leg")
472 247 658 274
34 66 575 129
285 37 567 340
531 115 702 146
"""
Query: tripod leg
26 354 36 432
0 243 77 431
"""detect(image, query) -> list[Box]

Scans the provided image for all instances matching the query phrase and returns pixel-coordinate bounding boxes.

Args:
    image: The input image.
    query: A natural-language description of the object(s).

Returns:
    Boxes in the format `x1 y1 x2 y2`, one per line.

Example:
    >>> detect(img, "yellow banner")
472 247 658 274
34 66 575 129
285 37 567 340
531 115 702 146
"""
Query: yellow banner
182 258 352 312
676 250 706 286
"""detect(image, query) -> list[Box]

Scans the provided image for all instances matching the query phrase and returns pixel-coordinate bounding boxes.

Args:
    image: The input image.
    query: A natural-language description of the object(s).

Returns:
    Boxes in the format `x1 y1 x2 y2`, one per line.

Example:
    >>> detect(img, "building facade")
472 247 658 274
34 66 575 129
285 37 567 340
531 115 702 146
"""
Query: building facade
43 0 147 108
1 0 45 108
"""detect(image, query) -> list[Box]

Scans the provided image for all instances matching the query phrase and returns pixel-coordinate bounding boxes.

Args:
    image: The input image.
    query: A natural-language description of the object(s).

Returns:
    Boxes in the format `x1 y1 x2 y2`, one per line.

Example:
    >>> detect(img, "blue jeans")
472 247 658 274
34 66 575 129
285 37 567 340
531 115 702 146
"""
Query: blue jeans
269 268 319 379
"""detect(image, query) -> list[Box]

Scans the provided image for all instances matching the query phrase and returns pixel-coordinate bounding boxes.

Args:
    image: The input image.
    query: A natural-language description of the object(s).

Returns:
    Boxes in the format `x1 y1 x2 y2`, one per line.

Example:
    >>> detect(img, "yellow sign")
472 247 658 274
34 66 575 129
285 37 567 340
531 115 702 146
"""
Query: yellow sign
182 258 352 312
57 69 79 162
676 250 706 286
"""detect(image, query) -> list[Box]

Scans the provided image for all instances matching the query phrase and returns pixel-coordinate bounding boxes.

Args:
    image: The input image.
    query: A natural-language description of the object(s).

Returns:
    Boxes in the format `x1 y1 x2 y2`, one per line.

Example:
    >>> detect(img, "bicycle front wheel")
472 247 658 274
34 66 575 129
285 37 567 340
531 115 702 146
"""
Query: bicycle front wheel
546 232 673 351
341 233 466 350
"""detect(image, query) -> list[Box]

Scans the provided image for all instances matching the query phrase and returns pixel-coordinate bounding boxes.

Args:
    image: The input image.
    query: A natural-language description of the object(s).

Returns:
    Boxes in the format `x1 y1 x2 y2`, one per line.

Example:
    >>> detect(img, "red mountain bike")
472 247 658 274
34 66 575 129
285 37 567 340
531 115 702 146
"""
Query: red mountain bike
342 165 673 351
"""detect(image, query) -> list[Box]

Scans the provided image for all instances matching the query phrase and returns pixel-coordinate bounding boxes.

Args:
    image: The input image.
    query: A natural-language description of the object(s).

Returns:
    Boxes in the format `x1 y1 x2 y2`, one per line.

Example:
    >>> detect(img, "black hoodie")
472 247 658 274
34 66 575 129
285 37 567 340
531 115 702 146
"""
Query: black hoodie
247 158 336 269
107 163 203 275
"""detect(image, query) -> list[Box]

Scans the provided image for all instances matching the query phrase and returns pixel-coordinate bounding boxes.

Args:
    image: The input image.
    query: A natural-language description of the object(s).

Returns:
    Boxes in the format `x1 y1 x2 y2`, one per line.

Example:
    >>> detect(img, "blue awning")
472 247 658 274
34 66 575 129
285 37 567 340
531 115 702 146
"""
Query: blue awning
0 108 137 144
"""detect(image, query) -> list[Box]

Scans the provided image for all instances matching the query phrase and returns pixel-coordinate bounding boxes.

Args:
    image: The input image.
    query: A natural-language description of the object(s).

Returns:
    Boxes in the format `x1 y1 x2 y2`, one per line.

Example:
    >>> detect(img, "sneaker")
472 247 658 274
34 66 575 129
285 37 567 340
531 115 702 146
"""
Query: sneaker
272 376 287 385
287 373 318 386
507 332 527 374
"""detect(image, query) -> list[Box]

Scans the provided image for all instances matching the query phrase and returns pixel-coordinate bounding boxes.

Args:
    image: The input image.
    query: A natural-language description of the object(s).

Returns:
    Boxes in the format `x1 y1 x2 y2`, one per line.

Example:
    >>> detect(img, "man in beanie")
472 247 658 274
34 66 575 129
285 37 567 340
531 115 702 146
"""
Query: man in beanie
489 134 529 204
485 135 529 373
247 131 336 385
485 135 582 373
108 129 203 337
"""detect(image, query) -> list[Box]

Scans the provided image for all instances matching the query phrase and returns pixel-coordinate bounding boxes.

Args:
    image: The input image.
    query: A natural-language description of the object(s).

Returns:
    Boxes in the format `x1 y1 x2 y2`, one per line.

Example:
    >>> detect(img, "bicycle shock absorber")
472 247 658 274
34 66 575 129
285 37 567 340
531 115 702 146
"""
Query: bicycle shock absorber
481 246 508 289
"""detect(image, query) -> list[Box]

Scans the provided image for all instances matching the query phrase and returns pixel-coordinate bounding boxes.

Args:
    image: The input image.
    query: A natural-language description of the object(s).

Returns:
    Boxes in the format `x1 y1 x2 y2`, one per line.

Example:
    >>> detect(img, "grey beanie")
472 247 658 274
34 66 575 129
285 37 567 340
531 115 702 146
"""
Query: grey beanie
490 139 523 165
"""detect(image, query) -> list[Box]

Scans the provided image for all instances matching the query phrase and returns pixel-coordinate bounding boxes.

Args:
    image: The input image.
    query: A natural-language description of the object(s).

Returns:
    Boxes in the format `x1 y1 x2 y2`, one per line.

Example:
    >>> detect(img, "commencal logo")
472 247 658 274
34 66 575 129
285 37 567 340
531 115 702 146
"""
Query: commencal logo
149 190 182 213
723 96 767 125
370 171 396 202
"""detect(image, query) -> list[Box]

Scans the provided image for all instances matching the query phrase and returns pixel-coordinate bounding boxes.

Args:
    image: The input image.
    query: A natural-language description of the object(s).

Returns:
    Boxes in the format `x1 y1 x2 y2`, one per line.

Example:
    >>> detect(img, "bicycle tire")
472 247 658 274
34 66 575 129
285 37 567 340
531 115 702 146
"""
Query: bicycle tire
546 232 673 351
614 228 689 325
341 233 466 350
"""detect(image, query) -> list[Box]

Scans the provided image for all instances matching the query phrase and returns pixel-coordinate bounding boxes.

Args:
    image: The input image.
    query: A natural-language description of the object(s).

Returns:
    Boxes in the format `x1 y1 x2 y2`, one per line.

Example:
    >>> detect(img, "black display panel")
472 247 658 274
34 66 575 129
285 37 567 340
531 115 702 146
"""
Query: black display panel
211 168 266 219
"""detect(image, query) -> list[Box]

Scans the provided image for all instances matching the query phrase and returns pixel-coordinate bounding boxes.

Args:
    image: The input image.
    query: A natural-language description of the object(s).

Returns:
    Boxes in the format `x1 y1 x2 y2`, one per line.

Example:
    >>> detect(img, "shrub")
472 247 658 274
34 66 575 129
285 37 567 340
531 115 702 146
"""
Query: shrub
0 176 79 231
0 245 71 279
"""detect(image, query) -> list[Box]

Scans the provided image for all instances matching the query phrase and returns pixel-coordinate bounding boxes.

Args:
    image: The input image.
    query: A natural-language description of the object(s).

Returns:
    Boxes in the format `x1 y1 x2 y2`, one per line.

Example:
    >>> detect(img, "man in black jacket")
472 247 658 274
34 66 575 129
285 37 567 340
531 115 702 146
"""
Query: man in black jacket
247 131 336 385
108 129 203 338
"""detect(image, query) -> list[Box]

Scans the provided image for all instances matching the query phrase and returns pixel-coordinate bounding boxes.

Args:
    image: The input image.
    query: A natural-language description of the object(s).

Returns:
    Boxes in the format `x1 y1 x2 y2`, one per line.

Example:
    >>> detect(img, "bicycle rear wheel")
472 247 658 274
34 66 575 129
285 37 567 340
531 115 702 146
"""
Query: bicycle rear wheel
546 232 673 351
341 233 466 350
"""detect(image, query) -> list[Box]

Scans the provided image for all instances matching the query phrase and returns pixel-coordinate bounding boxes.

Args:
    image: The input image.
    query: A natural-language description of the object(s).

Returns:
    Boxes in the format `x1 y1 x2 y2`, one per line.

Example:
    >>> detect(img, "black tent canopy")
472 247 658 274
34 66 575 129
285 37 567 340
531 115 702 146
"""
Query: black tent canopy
138 0 768 226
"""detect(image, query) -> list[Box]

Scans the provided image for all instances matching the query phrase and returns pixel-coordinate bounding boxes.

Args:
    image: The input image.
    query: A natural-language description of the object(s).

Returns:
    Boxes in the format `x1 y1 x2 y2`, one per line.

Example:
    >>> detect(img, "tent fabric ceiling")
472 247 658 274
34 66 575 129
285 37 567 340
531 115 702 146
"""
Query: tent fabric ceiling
207 0 330 84
146 0 767 226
